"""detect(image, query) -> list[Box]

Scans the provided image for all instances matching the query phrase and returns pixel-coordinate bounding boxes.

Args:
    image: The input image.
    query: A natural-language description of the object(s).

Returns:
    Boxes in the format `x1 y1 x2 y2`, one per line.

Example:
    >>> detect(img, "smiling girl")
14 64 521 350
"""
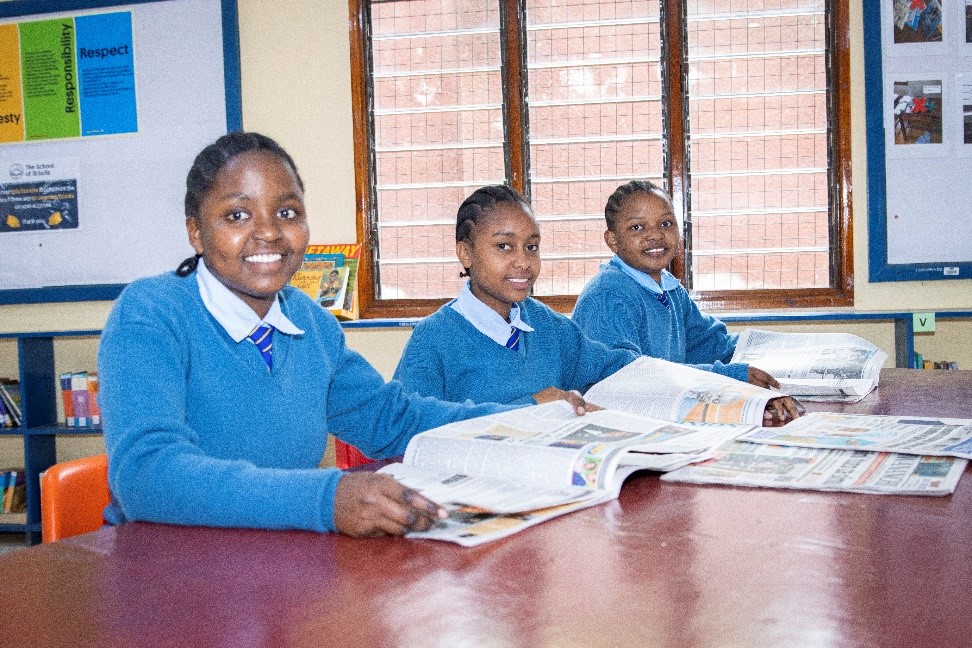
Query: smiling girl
392 185 637 409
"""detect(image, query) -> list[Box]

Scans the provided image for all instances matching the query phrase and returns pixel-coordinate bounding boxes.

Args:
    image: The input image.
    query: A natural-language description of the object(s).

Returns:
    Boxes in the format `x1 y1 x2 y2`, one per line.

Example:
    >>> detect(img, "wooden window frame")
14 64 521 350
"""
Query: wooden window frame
348 0 853 319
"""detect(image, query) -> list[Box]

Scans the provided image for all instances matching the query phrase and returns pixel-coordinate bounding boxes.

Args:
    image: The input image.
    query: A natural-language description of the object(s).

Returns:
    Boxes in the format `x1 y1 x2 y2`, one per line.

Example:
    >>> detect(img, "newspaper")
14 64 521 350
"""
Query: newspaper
661 440 967 496
740 412 972 460
379 401 744 547
583 356 781 427
730 329 888 402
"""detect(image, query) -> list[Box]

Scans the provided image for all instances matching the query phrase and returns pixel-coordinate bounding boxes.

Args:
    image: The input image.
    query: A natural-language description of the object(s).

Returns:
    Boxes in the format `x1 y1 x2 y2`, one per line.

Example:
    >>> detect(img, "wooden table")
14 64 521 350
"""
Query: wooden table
3 369 971 647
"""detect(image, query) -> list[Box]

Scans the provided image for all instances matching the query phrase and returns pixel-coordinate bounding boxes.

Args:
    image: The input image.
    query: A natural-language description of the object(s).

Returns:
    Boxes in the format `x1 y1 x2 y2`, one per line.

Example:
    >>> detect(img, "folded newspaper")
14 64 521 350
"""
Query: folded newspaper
661 440 966 496
739 412 972 460
379 401 744 547
583 356 785 427
730 329 888 403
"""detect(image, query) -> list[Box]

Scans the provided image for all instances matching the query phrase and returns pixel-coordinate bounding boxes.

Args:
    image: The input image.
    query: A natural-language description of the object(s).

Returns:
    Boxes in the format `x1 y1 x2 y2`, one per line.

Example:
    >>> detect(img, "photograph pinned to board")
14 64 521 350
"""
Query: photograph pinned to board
959 74 972 146
888 76 947 156
893 0 943 44
967 0 972 44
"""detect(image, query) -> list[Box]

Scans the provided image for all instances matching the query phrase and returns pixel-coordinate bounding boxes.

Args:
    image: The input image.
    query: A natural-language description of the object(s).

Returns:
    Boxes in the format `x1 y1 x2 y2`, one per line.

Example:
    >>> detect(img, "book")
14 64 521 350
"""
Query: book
59 373 75 426
88 374 101 427
729 329 888 402
378 401 742 547
71 372 90 427
0 380 21 426
304 243 361 320
583 357 786 427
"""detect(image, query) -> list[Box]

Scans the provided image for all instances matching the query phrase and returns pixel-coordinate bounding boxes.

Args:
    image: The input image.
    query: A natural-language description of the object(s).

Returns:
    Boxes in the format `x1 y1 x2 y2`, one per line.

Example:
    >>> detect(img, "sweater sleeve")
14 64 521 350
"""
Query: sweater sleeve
680 294 749 383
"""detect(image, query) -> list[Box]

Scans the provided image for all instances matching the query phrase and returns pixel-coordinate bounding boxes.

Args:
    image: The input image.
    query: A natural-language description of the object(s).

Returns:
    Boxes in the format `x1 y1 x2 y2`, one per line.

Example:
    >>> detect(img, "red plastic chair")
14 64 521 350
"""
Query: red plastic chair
41 453 110 543
333 439 372 469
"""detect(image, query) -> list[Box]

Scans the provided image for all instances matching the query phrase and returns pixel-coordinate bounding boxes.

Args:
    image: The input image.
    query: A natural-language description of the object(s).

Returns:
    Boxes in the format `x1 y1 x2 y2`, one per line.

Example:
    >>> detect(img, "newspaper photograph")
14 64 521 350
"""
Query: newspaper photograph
730 329 888 402
661 441 967 496
741 412 972 460
583 357 780 426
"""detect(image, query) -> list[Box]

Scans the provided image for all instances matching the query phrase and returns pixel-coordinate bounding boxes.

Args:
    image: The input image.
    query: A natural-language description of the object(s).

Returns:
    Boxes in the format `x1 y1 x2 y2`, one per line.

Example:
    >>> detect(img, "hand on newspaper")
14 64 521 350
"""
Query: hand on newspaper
747 366 781 389
532 387 602 415
333 472 446 537
762 396 806 427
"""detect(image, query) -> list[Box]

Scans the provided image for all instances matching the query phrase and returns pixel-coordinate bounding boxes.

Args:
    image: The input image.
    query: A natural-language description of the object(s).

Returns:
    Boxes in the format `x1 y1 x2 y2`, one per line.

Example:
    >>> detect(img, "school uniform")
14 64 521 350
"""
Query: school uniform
98 260 510 533
573 256 749 383
393 280 638 404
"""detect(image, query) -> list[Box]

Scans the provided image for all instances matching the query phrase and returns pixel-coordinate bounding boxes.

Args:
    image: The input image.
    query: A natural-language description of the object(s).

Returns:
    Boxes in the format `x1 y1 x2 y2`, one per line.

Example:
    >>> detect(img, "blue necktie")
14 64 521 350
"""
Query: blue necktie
506 327 520 351
657 291 670 309
248 324 274 368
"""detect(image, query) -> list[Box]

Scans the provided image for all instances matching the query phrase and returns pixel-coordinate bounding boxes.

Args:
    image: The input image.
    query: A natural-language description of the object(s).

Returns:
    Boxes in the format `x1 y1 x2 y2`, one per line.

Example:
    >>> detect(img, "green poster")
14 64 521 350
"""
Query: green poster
19 18 81 140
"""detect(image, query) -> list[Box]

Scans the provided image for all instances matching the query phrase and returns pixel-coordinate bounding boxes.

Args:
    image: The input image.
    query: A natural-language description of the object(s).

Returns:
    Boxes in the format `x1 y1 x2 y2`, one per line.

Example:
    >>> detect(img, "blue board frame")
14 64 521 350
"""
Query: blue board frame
0 0 242 305
863 1 972 283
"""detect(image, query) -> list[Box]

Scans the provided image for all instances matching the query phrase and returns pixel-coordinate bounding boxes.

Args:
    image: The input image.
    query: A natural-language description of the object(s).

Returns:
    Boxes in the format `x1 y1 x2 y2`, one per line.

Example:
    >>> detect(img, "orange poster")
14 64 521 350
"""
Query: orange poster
0 23 25 144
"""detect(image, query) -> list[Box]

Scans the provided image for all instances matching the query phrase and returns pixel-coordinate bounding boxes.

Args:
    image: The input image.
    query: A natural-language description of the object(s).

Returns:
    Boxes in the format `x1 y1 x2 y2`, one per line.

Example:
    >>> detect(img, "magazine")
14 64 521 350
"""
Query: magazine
379 401 746 547
583 357 785 427
730 329 888 402
661 440 966 496
739 412 972 460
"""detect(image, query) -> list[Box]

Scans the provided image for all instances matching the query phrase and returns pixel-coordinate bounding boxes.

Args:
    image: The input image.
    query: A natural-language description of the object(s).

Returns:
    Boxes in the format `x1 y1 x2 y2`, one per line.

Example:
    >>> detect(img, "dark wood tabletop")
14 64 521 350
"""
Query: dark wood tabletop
3 368 971 647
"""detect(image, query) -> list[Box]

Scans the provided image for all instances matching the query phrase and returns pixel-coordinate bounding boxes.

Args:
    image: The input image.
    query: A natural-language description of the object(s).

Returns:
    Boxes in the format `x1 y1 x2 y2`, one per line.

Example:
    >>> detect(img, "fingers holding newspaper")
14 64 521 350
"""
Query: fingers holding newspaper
334 472 447 537
762 396 806 427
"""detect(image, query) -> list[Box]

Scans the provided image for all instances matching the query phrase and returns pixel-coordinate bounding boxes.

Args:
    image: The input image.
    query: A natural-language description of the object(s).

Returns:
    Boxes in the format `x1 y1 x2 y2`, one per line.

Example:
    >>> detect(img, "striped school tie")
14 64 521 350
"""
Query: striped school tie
248 324 274 368
657 291 670 309
505 326 520 351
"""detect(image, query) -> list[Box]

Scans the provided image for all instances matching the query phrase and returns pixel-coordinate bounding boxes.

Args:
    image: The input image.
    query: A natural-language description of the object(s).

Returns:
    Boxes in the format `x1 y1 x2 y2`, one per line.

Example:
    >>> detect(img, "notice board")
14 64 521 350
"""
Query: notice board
0 0 241 304
864 1 972 282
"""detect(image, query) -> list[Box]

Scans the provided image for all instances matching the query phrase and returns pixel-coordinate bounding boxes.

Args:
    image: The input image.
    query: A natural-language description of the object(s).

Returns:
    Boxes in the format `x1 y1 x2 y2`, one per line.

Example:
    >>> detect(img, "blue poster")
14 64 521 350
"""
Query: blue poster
0 177 78 232
75 12 137 136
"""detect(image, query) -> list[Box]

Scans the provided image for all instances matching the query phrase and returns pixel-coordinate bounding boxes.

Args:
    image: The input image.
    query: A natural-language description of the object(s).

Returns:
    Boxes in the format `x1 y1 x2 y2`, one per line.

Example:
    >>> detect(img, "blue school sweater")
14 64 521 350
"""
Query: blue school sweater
98 272 509 533
572 262 749 382
393 297 638 404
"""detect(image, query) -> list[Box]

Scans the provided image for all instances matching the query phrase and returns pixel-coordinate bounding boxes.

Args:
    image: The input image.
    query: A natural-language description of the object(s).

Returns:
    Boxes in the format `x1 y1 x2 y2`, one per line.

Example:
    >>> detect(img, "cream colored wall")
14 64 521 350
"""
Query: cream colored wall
1 0 970 466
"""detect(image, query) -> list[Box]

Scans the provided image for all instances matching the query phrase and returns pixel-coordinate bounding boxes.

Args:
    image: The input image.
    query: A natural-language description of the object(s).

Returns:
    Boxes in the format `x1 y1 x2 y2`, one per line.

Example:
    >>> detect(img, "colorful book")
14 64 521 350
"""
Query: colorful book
88 374 101 427
304 243 361 320
60 373 76 426
71 372 90 427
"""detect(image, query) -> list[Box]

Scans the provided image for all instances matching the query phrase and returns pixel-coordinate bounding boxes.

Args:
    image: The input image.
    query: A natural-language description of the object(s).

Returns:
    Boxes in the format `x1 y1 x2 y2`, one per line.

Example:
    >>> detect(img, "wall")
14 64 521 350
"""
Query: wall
1 0 970 465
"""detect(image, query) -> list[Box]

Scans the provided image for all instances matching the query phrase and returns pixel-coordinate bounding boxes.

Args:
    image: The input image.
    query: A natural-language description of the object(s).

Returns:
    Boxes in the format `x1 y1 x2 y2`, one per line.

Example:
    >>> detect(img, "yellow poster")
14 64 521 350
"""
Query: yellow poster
0 24 25 144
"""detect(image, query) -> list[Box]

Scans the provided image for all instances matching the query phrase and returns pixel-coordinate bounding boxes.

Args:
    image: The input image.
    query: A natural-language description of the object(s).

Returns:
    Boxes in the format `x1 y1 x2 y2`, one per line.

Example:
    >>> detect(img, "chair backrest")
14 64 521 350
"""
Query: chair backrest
333 439 372 470
41 453 110 543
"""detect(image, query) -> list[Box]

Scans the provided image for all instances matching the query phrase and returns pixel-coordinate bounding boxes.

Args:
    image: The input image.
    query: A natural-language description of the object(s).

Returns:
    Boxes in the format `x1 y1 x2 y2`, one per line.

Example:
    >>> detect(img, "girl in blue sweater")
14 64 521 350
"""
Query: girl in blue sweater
98 132 509 538
393 185 638 408
572 180 800 422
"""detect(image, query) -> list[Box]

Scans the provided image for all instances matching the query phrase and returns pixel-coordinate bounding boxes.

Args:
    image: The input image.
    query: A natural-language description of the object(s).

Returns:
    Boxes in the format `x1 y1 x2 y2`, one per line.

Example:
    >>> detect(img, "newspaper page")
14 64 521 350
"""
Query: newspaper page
583 357 779 426
379 401 732 546
740 412 972 460
730 329 888 402
661 441 967 496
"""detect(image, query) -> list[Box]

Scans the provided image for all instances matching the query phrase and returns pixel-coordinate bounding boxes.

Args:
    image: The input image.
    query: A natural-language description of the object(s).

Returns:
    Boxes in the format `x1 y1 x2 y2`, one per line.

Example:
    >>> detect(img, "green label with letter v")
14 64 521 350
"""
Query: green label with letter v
913 312 935 332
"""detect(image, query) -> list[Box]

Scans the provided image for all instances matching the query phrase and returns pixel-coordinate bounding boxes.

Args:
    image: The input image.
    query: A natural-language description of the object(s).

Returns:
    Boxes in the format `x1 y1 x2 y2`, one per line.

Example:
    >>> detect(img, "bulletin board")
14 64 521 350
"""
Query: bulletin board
864 1 972 282
0 0 241 304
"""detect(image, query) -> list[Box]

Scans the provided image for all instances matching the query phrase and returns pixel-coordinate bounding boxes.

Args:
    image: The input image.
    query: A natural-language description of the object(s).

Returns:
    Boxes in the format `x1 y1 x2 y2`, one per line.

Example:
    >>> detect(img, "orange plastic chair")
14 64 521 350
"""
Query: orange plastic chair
333 439 372 469
41 453 110 543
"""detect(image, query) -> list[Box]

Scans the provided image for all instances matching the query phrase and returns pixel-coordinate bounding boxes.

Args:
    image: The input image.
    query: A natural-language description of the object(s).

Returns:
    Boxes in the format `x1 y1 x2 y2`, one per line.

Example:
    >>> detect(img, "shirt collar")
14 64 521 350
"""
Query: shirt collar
450 280 534 347
609 255 681 294
196 258 304 342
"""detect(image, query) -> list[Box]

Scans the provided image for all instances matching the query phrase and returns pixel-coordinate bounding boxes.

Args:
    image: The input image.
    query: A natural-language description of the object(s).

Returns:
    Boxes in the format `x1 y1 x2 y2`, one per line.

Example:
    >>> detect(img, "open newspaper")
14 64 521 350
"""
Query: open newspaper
730 329 888 402
379 401 744 547
660 440 967 496
739 412 972 460
583 357 783 427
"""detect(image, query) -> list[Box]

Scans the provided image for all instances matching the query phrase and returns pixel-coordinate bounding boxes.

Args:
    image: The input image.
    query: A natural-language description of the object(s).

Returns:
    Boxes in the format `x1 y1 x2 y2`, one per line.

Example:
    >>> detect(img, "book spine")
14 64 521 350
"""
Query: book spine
88 374 101 426
71 372 90 427
60 373 76 426
1 470 15 514
0 396 9 427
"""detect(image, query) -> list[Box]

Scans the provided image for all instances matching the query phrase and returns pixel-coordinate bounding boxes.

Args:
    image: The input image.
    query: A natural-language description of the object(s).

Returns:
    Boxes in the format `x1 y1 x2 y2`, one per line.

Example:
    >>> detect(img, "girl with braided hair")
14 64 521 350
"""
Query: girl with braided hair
393 185 637 412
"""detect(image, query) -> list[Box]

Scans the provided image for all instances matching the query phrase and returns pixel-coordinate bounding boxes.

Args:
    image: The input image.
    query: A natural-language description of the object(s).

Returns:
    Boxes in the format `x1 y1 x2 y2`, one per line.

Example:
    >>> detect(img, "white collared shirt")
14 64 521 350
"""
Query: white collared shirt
450 280 534 347
610 255 681 295
195 258 304 342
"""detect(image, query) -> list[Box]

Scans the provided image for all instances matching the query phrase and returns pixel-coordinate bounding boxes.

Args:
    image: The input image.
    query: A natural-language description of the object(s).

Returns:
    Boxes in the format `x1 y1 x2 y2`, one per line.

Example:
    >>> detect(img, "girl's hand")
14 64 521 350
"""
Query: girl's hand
532 387 602 415
333 473 445 537
762 396 805 427
748 366 781 390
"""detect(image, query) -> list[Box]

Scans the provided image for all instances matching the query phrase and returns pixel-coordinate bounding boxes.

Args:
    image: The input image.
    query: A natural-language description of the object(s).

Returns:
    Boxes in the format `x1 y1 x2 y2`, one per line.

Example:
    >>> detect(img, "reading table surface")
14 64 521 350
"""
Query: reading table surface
3 369 971 647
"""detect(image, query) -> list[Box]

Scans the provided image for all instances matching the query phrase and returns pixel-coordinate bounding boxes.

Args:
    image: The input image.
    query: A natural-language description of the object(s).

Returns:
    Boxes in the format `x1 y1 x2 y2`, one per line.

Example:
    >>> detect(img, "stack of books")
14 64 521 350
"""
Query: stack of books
288 243 361 320
0 469 25 514
59 372 101 427
0 380 20 428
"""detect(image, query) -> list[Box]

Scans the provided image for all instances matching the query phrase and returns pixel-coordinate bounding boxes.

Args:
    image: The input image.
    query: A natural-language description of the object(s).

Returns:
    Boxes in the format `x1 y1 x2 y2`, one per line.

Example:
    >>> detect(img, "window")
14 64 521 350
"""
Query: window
349 0 852 318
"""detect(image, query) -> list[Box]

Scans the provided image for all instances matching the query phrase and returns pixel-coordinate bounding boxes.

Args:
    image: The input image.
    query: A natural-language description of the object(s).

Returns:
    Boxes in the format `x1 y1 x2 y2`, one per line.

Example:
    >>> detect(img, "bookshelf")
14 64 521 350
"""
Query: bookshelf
0 331 102 544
